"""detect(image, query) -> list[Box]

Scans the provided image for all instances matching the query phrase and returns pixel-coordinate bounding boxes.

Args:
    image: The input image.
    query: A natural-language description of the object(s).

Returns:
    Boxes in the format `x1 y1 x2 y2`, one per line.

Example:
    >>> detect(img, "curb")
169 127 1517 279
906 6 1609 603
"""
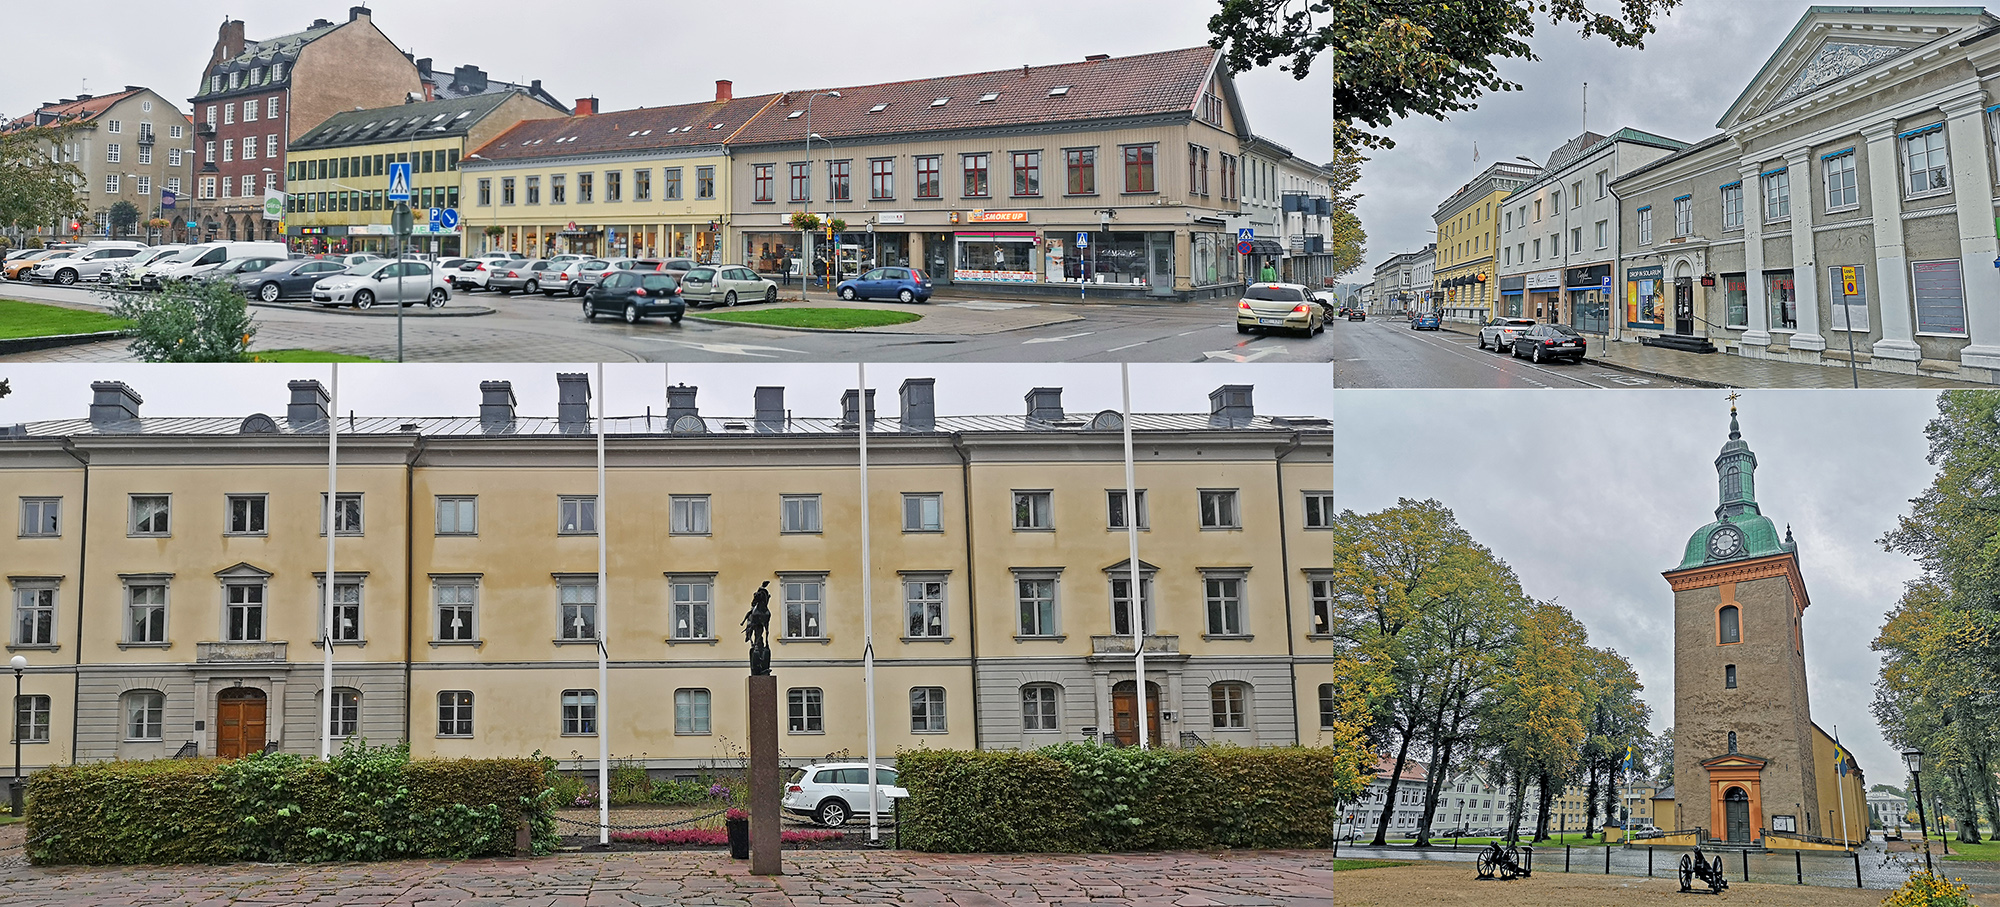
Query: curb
683 311 930 335
0 330 127 355
248 300 495 318
1435 320 1730 388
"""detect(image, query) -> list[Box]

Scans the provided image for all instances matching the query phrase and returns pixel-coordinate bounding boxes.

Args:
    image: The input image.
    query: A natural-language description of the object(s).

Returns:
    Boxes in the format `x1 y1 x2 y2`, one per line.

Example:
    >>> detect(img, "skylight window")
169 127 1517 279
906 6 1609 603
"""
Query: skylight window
710 123 722 129
931 98 949 107
869 103 888 113
787 110 804 119
978 93 999 103
640 130 652 135
429 113 446 123
455 111 471 119
1049 86 1071 97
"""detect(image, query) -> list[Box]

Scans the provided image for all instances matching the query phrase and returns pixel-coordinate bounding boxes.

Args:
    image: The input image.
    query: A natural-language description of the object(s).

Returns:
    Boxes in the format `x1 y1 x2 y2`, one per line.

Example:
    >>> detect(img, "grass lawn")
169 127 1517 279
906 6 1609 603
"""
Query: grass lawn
694 308 922 330
0 299 129 340
0 814 21 825
250 349 382 363
1376 832 1615 848
1941 838 2000 862
1327 859 1406 872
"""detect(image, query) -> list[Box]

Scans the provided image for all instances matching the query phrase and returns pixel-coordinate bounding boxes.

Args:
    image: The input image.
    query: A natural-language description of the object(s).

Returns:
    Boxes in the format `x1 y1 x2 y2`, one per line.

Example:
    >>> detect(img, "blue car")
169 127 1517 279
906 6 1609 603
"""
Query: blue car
836 267 934 303
1411 313 1441 331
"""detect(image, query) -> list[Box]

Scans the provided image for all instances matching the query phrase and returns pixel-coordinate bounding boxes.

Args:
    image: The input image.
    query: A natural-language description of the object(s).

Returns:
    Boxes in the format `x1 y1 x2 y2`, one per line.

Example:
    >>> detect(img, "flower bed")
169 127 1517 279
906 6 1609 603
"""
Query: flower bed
611 828 845 847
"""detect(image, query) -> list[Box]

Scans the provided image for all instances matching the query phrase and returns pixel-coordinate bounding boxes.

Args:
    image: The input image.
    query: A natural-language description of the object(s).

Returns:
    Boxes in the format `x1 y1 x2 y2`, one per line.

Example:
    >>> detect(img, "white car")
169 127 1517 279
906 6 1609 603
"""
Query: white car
448 258 501 290
782 762 906 827
313 260 451 309
102 245 188 287
31 245 145 285
1477 317 1538 352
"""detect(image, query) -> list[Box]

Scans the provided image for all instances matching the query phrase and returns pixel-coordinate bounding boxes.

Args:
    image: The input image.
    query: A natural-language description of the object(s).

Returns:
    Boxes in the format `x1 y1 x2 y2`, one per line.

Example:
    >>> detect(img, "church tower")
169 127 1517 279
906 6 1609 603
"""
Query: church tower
1664 402 1819 844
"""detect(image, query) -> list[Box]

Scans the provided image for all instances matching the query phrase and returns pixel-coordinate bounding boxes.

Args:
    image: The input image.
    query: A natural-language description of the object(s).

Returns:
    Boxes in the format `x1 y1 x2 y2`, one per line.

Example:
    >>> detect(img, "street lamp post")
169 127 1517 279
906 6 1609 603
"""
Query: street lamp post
1904 748 1933 874
801 91 841 292
9 654 25 817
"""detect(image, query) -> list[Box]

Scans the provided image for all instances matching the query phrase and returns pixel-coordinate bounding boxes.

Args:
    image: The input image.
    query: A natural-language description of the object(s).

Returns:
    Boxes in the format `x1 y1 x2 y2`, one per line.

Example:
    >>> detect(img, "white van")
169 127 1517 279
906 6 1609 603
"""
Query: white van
146 242 289 287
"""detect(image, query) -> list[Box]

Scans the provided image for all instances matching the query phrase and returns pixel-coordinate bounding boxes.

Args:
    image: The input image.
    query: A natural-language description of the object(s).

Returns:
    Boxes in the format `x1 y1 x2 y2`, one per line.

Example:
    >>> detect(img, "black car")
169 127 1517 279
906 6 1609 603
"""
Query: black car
583 270 685 324
1347 310 1366 321
1510 323 1588 363
234 259 351 302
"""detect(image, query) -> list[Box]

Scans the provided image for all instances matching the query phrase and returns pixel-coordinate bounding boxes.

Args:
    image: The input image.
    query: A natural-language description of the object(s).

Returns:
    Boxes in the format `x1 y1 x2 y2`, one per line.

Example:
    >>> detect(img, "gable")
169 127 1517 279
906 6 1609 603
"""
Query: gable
1717 7 1994 130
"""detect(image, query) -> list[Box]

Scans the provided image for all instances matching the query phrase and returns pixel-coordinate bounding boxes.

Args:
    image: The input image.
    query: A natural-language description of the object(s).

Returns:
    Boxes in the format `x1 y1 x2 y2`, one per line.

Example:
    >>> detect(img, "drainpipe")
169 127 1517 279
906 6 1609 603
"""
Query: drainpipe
1272 431 1304 743
404 434 424 749
951 433 981 752
61 439 89 768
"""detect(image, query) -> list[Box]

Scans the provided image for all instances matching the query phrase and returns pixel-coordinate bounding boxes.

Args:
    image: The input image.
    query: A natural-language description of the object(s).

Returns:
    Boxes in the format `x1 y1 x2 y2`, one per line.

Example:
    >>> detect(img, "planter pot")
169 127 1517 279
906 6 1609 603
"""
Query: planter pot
726 817 750 859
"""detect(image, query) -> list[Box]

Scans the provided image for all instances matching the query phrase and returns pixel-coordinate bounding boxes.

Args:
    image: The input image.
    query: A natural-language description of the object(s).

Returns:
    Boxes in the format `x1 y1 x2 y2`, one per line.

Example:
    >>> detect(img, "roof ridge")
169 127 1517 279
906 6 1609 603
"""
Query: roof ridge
778 45 1214 98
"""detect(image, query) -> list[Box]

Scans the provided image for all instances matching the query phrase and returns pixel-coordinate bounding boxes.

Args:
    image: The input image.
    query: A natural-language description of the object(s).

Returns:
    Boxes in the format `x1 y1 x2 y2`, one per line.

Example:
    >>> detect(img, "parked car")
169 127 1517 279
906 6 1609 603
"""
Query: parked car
583 270 686 325
102 245 189 287
573 257 642 294
1234 282 1326 337
1510 322 1588 363
1411 313 1441 331
548 259 601 296
680 265 780 307
1477 317 1538 352
320 253 381 269
782 763 906 827
5 250 72 280
489 260 554 295
186 256 288 285
31 245 146 285
312 260 451 309
1310 291 1341 319
448 258 499 291
235 259 352 302
638 257 700 278
147 242 289 287
836 267 933 303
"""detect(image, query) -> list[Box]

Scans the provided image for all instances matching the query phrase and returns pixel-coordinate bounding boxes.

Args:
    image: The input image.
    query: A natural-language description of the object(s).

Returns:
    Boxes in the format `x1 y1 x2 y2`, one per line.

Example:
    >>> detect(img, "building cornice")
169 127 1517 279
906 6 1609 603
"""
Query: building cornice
1662 551 1811 611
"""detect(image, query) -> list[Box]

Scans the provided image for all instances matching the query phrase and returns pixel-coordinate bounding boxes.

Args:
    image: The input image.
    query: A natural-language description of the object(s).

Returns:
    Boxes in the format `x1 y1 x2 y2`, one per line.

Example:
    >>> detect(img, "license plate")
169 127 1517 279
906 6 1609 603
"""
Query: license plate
1565 342 1580 348
1260 318 1285 326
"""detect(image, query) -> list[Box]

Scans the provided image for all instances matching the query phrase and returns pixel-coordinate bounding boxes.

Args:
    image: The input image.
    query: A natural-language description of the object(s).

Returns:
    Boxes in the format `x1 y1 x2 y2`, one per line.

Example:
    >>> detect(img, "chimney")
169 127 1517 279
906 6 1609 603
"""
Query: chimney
415 58 434 79
286 379 329 427
349 5 371 22
89 381 143 428
715 80 734 102
479 380 516 433
454 64 488 95
1209 385 1255 425
576 97 598 116
899 378 935 432
311 18 333 29
219 19 247 58
1025 387 1064 424
556 372 592 434
665 384 700 423
840 388 877 429
754 386 786 432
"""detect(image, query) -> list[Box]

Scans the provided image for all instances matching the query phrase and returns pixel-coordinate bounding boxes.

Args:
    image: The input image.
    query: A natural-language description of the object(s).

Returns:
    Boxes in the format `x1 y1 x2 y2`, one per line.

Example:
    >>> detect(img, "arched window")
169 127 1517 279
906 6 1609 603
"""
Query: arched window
1724 665 1737 689
124 690 164 741
1722 464 1743 500
1021 684 1060 732
1727 731 1738 753
1719 605 1741 644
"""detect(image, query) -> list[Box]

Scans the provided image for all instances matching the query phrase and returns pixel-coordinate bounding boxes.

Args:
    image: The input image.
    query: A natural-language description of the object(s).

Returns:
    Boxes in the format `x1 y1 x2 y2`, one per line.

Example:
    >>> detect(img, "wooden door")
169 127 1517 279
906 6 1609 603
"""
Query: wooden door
217 689 268 759
1724 788 1751 843
1111 681 1161 747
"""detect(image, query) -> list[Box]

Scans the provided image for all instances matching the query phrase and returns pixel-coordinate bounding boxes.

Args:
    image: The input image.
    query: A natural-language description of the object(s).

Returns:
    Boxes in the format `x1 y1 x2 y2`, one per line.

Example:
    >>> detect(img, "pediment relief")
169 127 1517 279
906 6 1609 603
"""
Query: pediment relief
1768 41 1911 110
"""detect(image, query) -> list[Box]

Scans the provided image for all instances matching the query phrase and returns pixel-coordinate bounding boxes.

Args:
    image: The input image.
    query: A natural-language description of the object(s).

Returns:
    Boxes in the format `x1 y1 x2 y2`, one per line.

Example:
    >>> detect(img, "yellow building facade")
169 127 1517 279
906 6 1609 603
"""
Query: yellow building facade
1432 161 1539 322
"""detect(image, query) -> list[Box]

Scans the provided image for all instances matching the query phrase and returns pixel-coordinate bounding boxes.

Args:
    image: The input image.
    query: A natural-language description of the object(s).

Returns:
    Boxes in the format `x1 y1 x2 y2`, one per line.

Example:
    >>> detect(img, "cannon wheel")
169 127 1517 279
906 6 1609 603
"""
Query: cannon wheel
1709 855 1728 893
1476 850 1499 880
1679 854 1695 892
1505 844 1529 878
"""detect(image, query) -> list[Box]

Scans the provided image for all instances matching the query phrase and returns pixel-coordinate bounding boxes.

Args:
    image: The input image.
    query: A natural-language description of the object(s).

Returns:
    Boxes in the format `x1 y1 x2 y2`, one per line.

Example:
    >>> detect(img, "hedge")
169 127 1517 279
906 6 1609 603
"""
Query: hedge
26 741 555 865
897 741 1374 853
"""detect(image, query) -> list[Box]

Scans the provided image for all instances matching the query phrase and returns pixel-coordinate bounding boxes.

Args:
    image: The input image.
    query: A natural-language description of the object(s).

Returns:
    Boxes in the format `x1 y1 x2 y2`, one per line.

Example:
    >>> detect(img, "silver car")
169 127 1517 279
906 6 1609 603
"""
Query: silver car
312 260 451 309
1477 317 1538 352
489 259 555 295
101 245 188 287
31 246 146 285
572 257 641 295
680 264 779 307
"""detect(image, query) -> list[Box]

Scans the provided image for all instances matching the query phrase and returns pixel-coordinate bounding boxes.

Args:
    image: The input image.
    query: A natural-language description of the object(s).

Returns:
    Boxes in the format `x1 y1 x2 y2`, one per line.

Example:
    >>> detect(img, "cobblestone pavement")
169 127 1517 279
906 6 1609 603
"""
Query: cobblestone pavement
0 848 1943 907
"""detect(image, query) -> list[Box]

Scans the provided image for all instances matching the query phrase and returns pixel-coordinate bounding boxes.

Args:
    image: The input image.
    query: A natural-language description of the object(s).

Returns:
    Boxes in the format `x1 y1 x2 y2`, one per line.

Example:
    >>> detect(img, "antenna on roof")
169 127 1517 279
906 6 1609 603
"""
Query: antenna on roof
1583 82 1588 134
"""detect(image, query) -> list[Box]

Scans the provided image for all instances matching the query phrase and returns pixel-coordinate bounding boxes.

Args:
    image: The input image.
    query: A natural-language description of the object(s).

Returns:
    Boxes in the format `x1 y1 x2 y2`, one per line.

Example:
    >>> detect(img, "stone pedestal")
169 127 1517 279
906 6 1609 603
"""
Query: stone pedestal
748 674 782 876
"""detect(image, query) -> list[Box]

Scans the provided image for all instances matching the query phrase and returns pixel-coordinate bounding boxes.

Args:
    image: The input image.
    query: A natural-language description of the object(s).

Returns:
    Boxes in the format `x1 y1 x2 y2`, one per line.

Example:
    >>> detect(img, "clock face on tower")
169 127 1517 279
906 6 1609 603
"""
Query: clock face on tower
1709 526 1744 559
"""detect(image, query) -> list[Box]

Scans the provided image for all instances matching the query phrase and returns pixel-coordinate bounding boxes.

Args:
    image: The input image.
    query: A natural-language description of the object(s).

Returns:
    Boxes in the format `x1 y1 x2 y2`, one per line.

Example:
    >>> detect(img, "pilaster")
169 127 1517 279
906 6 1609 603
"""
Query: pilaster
1739 165 1772 348
1784 150 1826 352
1864 122 1922 362
1943 94 2000 371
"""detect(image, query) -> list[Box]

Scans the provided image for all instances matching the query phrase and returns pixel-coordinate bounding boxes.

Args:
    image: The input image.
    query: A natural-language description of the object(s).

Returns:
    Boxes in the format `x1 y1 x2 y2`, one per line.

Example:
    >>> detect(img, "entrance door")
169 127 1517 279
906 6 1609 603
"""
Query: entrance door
1110 680 1162 747
1724 787 1751 843
1675 278 1695 335
217 688 268 759
926 233 952 285
1145 234 1174 297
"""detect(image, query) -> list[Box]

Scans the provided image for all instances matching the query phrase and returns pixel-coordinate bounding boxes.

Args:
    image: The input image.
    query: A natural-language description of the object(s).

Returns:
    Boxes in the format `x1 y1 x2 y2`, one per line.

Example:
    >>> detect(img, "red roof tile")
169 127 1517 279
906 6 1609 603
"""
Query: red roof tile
5 89 144 131
466 94 783 163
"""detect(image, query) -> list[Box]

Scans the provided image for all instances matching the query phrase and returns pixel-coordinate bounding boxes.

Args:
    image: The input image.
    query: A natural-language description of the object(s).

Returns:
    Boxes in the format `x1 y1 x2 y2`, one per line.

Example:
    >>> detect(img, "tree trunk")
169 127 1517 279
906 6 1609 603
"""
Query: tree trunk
1371 730 1416 847
1582 761 1601 839
1951 765 1983 844
1534 771 1557 842
1417 741 1455 846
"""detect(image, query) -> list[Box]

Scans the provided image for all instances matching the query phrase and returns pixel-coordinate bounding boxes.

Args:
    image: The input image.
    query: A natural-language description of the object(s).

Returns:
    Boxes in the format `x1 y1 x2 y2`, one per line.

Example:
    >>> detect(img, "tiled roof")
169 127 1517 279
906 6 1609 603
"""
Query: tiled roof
291 92 527 152
2 89 143 132
7 412 1326 440
464 94 783 164
727 46 1222 146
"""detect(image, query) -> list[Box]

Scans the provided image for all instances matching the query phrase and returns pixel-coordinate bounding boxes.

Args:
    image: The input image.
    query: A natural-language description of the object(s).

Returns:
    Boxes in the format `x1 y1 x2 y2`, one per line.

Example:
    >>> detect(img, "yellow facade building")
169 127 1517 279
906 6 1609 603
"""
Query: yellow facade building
1432 161 1540 323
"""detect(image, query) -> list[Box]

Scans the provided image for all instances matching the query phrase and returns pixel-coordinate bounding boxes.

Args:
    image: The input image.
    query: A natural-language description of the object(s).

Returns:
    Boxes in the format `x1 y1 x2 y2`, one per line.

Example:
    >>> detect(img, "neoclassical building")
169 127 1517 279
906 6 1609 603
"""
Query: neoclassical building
1612 6 2000 382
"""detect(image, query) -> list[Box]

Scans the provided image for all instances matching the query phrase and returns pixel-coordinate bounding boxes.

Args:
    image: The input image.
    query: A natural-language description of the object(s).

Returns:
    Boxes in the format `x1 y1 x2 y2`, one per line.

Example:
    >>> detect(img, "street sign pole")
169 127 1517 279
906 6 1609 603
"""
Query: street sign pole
1076 231 1090 302
388 162 414 363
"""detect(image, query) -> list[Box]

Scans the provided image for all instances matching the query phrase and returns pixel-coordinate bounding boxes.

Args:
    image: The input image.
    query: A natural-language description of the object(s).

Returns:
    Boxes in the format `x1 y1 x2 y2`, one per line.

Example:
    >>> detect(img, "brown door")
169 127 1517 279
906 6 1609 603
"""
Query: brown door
216 688 268 759
1110 681 1162 747
1724 787 1751 843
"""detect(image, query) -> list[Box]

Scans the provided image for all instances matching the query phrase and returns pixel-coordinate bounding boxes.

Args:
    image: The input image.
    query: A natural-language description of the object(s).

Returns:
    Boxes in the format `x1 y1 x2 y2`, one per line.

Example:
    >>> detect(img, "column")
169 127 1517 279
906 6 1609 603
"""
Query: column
1739 165 1772 349
1864 121 1922 362
1166 669 1184 748
1093 670 1112 743
1784 150 1826 351
1944 94 2000 371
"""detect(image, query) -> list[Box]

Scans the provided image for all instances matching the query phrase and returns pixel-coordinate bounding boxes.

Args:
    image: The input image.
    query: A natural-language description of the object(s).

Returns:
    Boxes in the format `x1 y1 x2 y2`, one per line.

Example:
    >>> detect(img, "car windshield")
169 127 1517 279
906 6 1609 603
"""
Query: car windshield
160 249 202 264
640 275 678 292
1548 324 1583 337
1244 285 1305 302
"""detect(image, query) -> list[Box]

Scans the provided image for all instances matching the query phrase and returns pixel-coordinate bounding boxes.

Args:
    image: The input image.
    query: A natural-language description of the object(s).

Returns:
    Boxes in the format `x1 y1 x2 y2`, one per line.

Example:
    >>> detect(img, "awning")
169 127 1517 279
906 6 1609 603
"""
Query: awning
1249 239 1285 255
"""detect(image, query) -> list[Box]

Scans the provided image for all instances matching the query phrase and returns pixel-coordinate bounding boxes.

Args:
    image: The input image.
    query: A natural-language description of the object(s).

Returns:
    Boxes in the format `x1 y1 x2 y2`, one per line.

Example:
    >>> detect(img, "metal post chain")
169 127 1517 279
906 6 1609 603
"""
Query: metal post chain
1565 844 1571 872
551 806 734 833
1742 849 1750 881
1854 851 1862 888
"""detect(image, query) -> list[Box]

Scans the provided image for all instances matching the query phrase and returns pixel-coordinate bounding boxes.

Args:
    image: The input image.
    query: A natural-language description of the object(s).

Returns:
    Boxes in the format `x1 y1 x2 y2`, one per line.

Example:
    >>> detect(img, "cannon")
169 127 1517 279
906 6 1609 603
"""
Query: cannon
1678 846 1729 894
1475 841 1531 880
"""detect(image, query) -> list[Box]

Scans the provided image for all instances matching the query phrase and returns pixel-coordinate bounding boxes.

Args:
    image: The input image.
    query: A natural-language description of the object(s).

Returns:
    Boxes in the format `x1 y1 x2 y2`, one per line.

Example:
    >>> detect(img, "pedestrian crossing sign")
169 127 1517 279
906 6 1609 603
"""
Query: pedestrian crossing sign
387 162 413 203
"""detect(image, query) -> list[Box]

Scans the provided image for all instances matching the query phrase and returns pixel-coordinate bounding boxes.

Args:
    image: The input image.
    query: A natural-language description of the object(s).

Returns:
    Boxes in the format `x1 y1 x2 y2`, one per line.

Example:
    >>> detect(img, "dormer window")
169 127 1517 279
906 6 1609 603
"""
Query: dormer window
272 63 286 81
229 71 242 89
211 75 223 93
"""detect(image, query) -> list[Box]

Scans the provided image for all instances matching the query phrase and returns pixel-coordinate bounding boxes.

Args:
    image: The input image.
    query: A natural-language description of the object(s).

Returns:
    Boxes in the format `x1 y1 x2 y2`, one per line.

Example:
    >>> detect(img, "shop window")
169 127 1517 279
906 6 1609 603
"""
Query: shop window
1766 270 1797 330
955 233 1036 282
1723 273 1749 328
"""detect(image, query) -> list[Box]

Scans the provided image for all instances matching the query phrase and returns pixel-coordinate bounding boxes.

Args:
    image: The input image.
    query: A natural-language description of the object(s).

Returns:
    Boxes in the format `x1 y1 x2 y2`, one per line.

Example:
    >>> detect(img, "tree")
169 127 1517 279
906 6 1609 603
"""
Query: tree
109 201 139 239
1576 647 1650 838
1208 0 1683 150
100 278 258 363
0 126 83 233
1488 602 1589 841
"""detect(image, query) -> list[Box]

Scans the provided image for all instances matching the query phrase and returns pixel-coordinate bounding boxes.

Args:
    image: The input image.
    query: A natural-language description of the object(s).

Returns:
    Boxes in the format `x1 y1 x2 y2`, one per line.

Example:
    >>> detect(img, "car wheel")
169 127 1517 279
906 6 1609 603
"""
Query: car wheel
259 283 281 303
569 283 582 297
354 290 375 309
765 286 778 303
1237 324 1251 335
583 300 596 322
428 288 448 309
725 290 739 307
1476 334 1487 350
57 269 77 286
898 288 917 304
670 314 683 325
625 303 642 324
525 280 539 295
1532 345 1544 364
816 799 851 828
839 287 857 301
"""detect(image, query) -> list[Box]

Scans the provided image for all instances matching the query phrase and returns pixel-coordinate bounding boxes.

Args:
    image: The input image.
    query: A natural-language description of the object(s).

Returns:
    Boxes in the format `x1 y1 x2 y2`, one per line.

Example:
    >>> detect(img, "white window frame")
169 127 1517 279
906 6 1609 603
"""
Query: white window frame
1109 572 1155 636
226 493 267 536
669 494 710 535
1107 488 1148 530
328 688 359 738
1823 151 1859 211
670 575 714 641
782 576 826 640
14 693 51 744
1302 491 1333 529
1903 126 1950 199
1021 684 1060 732
674 688 712 734
435 495 477 536
437 691 474 737
1210 682 1249 729
1636 208 1652 245
561 689 598 736
1762 169 1791 222
224 579 266 642
557 494 597 536
780 494 822 534
1673 196 1692 237
903 574 948 639
316 574 363 644
19 497 60 537
1309 573 1335 637
124 577 169 645
1014 570 1061 638
124 690 164 741
558 579 598 642
788 687 824 733
12 580 58 647
902 492 943 533
105 173 120 194
1721 183 1743 232
910 686 947 733
434 578 479 644
320 492 362 536
1202 571 1248 637
106 143 121 164
1198 489 1241 530
1012 490 1053 530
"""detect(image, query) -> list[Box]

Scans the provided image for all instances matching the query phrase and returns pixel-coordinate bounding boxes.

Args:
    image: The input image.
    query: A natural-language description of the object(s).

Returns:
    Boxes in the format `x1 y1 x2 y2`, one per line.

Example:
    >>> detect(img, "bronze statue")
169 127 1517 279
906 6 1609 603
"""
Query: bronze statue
743 581 772 675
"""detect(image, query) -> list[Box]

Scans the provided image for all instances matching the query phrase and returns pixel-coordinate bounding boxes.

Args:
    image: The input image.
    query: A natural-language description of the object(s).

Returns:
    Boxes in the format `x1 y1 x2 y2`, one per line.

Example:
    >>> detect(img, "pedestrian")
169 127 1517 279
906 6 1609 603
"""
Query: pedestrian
1259 261 1278 282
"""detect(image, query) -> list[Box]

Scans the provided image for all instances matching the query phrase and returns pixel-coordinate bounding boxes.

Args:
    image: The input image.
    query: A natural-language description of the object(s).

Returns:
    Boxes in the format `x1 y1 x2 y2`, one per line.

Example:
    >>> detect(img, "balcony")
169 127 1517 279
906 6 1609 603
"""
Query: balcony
1089 634 1180 657
196 121 216 136
196 641 287 664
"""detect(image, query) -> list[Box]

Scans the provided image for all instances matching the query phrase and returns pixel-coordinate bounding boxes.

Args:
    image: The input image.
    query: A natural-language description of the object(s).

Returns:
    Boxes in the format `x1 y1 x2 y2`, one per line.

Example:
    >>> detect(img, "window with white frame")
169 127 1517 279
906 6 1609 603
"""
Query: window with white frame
225 580 266 642
788 687 824 732
14 694 50 743
558 495 596 535
240 136 255 161
435 496 476 535
1199 489 1240 529
318 577 361 643
1597 170 1608 198
903 493 942 532
1637 207 1652 245
558 580 597 641
1107 489 1148 530
19 497 60 537
904 576 946 638
1572 226 1584 251
168 148 182 168
1824 151 1858 209
1022 684 1060 731
268 96 281 118
239 175 255 197
227 494 266 535
1203 572 1247 636
1674 196 1692 237
1015 571 1059 637
1319 683 1338 729
106 143 120 164
126 579 167 644
437 691 474 736
435 579 477 642
321 492 361 535
1110 572 1154 636
135 175 150 194
13 581 56 647
780 494 821 533
1013 490 1052 530
1721 183 1743 231
561 689 597 735
1763 169 1790 220
1904 127 1949 196
105 173 120 193
125 690 164 740
166 178 180 195
783 577 825 639
329 688 359 738
129 494 170 536
910 686 947 732
1596 220 1609 249
1310 574 1335 637
1210 682 1249 729
670 576 713 640
670 495 710 535
675 688 711 734
243 99 257 122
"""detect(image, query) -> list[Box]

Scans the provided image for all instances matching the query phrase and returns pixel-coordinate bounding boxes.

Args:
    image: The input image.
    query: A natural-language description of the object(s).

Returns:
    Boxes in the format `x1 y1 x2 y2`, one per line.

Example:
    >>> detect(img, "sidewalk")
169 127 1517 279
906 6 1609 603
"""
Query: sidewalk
1439 322 1984 389
750 289 1087 335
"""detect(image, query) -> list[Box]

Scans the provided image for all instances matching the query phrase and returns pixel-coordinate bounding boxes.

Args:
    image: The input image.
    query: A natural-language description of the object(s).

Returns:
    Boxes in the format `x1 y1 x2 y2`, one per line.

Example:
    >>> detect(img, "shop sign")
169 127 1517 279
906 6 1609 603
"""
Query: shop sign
1626 265 1664 281
877 212 906 225
1566 264 1611 289
968 210 1029 223
953 269 1038 283
1525 271 1562 290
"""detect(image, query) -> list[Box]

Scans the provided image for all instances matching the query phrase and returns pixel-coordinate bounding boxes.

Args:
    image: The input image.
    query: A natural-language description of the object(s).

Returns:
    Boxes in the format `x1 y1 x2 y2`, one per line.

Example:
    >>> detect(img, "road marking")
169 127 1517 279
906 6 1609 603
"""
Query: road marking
1367 323 1612 388
1022 331 1097 344
1104 341 1148 353
634 338 807 358
1202 347 1280 363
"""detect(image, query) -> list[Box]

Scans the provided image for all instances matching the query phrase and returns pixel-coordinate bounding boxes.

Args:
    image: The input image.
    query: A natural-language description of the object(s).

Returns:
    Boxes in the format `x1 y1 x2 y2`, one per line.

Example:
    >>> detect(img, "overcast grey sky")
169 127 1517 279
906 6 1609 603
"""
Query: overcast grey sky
0 0 1822 281
1336 389 1940 792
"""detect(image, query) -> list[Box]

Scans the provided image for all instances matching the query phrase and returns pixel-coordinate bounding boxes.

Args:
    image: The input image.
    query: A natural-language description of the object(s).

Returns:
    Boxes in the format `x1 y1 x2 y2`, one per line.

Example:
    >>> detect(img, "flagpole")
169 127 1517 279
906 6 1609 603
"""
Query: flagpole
320 364 338 760
1835 727 1852 849
596 363 609 847
1121 364 1146 750
859 363 879 841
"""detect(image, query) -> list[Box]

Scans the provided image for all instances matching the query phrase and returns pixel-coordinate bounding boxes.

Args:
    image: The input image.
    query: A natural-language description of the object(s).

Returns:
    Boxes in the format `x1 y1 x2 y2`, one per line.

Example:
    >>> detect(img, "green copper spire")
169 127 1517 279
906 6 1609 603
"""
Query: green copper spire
1676 396 1795 570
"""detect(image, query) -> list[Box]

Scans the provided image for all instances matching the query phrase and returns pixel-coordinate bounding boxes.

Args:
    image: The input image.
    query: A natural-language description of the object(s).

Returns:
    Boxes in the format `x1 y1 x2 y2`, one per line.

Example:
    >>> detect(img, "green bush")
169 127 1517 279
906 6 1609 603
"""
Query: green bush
99 278 257 363
898 743 1371 853
26 740 551 865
